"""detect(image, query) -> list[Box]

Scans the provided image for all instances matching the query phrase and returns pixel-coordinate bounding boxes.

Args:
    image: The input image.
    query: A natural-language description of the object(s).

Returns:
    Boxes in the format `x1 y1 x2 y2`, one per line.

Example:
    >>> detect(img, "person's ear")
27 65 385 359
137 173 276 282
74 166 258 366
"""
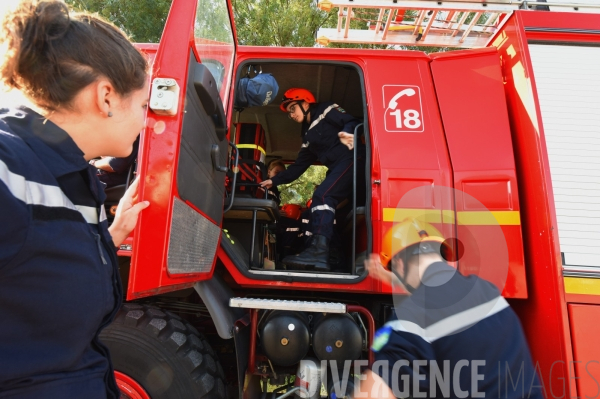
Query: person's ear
95 79 116 118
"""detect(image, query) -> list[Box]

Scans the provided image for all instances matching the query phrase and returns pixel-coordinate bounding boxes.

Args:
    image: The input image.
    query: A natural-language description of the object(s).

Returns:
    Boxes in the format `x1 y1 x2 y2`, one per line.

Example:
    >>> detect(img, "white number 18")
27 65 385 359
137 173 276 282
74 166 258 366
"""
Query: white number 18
389 109 422 129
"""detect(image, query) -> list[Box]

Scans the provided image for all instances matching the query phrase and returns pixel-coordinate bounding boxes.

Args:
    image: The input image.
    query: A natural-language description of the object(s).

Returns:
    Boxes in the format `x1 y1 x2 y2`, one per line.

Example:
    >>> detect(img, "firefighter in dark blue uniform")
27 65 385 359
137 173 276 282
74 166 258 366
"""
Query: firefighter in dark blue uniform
0 2 149 397
92 135 140 188
260 88 361 271
356 219 543 398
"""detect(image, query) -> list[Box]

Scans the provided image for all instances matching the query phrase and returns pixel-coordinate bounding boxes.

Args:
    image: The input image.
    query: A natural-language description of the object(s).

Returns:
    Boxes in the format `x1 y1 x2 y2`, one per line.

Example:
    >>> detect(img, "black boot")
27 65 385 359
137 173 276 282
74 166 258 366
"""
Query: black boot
283 235 330 272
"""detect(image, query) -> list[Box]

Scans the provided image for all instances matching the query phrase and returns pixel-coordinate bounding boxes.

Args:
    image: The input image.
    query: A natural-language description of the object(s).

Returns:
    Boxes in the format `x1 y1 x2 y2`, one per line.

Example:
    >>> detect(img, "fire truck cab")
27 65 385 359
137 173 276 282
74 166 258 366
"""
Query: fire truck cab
101 0 600 397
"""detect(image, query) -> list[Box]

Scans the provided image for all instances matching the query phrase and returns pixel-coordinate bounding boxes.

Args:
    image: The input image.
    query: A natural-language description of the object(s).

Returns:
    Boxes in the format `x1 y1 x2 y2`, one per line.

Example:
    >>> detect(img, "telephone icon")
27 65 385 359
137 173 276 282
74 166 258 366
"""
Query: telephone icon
388 88 416 109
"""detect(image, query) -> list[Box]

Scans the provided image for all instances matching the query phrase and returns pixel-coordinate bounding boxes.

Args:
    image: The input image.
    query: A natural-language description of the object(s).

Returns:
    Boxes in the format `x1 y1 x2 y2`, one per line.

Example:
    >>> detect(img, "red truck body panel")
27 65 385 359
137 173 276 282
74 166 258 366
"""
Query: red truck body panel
430 47 527 299
129 0 219 299
121 3 600 396
490 11 589 397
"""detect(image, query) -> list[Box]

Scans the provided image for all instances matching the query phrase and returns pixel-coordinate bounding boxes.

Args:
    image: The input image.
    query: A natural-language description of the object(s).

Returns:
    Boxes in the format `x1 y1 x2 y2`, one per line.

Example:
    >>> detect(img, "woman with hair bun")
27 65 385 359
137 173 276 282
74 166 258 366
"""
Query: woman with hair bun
0 1 149 397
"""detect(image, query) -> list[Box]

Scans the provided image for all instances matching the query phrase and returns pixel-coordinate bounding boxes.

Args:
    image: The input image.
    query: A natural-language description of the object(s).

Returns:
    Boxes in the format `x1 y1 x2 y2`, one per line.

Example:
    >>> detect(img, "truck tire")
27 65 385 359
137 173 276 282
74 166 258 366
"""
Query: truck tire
100 303 227 399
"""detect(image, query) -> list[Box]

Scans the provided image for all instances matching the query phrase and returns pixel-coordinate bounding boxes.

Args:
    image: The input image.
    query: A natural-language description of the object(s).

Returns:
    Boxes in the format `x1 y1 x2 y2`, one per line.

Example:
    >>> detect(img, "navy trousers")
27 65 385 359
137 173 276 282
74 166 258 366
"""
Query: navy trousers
310 158 357 240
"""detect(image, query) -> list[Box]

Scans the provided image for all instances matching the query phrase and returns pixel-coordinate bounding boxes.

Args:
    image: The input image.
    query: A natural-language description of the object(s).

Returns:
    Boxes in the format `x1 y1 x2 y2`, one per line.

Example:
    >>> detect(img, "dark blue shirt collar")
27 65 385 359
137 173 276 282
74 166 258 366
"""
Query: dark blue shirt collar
0 106 88 178
421 261 457 285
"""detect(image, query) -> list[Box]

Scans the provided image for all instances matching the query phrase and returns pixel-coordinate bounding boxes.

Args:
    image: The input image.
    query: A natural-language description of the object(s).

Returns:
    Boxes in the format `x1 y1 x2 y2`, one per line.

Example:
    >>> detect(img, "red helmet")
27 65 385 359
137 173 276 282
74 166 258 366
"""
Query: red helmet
280 88 316 112
281 204 302 220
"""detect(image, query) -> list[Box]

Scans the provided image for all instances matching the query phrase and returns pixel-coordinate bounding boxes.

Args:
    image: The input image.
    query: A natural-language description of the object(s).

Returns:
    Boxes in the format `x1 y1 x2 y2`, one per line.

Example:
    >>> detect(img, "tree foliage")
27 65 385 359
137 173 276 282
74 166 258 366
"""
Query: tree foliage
279 165 327 205
195 0 236 43
65 0 456 50
65 0 172 43
230 1 450 52
231 0 333 47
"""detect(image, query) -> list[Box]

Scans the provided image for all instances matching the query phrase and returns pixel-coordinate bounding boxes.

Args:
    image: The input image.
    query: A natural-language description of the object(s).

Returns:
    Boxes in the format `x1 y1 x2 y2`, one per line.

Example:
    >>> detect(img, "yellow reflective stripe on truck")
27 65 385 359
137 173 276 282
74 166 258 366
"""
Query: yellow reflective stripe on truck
564 277 600 296
382 209 521 225
457 211 521 225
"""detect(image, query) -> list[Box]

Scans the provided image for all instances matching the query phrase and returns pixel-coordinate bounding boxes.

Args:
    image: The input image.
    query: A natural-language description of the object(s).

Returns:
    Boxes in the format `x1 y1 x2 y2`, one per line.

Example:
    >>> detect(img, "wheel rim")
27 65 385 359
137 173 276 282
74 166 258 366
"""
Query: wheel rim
115 371 151 399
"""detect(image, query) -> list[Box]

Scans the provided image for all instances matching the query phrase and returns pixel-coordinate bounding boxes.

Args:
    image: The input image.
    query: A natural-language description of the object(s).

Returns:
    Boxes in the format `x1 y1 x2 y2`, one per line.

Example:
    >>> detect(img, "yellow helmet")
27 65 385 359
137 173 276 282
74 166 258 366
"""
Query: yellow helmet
380 218 452 269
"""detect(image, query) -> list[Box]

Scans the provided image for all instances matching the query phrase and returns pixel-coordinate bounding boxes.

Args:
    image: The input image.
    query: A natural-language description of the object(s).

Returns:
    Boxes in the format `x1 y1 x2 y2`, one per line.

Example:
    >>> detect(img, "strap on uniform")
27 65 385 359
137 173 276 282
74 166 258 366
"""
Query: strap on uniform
308 104 339 131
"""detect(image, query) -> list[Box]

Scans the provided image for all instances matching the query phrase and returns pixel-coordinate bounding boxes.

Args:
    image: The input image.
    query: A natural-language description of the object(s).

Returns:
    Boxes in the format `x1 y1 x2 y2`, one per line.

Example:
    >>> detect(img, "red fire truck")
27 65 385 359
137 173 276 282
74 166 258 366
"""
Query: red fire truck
100 0 600 397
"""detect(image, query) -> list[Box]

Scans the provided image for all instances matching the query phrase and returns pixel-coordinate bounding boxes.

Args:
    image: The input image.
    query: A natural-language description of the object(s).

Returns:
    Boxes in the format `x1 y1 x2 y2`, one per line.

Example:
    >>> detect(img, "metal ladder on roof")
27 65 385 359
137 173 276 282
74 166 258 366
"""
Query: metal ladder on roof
315 0 600 49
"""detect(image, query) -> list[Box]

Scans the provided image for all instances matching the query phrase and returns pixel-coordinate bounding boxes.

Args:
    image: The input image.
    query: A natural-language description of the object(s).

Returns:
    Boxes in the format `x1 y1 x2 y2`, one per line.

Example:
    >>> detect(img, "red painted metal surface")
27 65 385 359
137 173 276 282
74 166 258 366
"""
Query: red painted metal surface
565 294 600 306
364 50 454 252
568 304 600 399
519 12 600 44
491 11 575 398
429 48 527 298
128 0 224 300
520 11 600 32
226 0 239 48
365 51 455 295
115 371 151 399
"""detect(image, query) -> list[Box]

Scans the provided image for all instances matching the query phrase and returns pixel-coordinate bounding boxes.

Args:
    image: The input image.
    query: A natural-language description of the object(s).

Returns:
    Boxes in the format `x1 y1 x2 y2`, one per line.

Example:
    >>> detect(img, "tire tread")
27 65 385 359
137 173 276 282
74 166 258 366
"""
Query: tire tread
102 304 226 399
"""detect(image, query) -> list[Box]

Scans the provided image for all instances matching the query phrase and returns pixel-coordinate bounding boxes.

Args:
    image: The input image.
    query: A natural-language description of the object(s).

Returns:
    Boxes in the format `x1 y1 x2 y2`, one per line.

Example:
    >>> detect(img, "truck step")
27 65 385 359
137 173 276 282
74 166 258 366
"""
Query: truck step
229 297 347 313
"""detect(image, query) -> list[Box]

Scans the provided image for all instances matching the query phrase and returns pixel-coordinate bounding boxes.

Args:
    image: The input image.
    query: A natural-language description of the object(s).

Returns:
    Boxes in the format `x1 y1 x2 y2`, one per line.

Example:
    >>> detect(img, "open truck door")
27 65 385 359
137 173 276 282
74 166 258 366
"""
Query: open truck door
127 0 237 299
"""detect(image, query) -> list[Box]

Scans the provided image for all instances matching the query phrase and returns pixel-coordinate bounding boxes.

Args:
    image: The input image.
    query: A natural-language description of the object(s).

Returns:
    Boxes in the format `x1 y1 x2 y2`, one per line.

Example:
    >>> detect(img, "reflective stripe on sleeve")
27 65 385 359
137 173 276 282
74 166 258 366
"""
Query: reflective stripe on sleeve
388 296 509 343
99 204 107 223
76 205 100 224
311 204 335 213
0 159 99 224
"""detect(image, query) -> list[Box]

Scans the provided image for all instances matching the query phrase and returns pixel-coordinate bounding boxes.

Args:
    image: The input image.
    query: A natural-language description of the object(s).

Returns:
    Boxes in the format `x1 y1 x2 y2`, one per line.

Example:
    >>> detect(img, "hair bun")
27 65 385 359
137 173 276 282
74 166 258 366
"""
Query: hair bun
0 1 71 91
30 1 71 48
1 0 147 112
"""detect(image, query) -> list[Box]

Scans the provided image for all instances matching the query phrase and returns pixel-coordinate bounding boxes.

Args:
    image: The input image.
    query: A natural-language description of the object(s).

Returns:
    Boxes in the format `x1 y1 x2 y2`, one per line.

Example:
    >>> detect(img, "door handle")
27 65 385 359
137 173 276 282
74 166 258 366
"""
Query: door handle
211 144 227 173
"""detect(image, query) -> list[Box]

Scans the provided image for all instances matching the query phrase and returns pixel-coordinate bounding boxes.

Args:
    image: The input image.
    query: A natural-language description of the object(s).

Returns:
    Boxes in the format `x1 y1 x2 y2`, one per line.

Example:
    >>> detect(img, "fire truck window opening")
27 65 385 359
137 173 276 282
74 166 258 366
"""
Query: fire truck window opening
202 59 226 92
224 60 371 279
194 0 235 106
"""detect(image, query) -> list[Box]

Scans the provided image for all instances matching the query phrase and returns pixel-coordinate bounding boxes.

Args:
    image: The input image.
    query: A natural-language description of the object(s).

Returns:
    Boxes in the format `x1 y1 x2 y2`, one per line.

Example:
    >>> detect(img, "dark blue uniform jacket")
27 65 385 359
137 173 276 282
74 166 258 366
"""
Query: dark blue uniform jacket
0 107 121 398
372 262 543 399
271 102 359 186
